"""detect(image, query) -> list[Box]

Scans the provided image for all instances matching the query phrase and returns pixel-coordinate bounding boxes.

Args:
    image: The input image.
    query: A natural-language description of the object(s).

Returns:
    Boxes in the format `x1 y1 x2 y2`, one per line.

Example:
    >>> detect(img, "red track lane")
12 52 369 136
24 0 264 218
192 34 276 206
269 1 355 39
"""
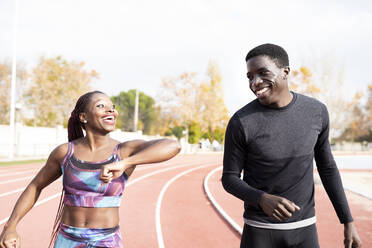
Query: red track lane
315 185 372 247
0 163 43 173
160 164 240 247
1 154 371 248
206 167 244 231
119 155 222 247
120 164 208 247
207 166 372 247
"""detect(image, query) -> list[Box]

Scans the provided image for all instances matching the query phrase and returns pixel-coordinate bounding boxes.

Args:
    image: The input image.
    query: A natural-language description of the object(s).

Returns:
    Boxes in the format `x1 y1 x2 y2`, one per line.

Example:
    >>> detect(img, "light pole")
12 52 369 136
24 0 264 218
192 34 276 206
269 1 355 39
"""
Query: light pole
9 0 19 160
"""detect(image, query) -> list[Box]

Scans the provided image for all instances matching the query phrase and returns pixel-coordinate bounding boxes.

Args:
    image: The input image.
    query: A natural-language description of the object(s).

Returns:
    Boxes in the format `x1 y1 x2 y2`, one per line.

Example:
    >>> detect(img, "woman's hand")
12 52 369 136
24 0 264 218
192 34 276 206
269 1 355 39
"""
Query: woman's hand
0 228 20 248
99 161 128 183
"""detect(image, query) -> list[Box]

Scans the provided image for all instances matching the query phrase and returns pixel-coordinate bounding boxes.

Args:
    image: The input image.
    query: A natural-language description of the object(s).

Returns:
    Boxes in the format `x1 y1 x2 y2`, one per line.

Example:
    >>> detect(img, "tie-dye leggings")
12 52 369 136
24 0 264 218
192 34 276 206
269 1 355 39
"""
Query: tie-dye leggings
54 223 124 248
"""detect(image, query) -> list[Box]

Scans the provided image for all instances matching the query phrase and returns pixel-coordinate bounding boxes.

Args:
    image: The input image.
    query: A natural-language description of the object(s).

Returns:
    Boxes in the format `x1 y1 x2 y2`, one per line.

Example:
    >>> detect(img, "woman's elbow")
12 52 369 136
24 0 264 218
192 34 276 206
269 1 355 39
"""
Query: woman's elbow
169 139 181 154
160 139 181 155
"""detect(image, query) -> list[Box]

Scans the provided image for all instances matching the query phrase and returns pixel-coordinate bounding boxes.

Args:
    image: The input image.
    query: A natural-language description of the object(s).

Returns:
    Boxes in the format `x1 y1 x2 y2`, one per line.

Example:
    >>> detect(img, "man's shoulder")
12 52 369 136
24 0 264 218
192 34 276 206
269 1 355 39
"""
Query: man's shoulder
295 92 325 107
296 93 327 115
234 99 261 119
227 99 262 134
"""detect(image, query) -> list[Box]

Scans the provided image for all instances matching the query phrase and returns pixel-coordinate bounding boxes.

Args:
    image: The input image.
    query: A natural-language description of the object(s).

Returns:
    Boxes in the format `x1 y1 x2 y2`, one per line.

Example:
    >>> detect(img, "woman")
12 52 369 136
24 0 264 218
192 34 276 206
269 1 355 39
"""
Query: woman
0 91 181 248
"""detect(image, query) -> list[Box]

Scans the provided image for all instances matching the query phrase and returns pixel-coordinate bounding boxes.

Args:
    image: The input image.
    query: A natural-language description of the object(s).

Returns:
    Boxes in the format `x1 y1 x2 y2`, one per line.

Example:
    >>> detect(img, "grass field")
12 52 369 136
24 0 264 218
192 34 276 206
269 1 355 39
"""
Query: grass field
0 159 46 167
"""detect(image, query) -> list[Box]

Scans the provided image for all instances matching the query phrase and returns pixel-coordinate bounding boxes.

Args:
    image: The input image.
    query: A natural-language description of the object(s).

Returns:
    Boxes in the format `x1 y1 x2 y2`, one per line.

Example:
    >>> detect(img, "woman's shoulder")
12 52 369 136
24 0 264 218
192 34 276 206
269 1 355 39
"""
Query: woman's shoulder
49 142 70 163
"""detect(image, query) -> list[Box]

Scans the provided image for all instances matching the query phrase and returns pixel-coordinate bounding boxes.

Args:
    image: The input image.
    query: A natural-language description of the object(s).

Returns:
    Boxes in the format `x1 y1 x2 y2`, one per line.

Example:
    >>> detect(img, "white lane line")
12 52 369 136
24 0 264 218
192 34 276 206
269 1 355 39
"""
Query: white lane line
0 192 63 225
134 160 187 172
0 162 175 197
0 176 33 185
203 166 243 235
156 163 218 248
0 161 186 201
0 179 62 199
0 161 208 227
0 188 25 198
126 161 211 187
0 169 38 177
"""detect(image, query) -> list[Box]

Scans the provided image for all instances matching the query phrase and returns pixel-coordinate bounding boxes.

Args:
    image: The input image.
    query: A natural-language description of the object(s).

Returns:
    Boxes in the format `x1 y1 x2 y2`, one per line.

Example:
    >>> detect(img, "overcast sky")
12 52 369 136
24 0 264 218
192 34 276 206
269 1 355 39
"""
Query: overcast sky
1 0 371 115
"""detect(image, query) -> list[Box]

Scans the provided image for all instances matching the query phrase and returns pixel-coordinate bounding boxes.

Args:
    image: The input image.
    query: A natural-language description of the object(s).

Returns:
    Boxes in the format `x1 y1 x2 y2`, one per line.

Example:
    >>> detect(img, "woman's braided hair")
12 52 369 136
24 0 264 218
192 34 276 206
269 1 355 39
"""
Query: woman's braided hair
67 90 104 142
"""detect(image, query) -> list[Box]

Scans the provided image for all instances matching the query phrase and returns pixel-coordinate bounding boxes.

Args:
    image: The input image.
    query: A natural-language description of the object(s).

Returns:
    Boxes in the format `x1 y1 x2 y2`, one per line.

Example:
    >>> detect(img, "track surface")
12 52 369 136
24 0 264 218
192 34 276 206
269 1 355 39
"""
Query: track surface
0 154 371 247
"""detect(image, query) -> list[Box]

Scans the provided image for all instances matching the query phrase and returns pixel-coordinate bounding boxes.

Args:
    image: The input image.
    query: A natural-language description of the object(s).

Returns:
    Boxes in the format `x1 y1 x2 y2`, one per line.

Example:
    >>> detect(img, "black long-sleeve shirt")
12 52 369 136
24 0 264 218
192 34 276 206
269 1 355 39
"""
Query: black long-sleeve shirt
222 92 353 225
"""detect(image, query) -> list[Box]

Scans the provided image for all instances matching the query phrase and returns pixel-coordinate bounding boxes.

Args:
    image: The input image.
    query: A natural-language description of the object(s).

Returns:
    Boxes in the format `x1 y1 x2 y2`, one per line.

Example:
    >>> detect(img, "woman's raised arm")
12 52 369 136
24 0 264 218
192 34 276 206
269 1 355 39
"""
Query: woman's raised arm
100 139 181 182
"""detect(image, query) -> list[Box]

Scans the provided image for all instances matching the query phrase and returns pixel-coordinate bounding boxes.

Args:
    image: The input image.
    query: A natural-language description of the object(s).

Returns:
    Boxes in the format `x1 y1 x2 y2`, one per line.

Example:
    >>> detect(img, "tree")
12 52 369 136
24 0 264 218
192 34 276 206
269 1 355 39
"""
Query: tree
188 121 202 144
339 85 372 142
364 85 372 141
25 56 98 127
289 58 354 140
111 90 159 134
289 66 320 97
158 72 202 128
199 61 229 138
158 61 229 143
0 60 28 124
367 85 372 128
165 126 185 140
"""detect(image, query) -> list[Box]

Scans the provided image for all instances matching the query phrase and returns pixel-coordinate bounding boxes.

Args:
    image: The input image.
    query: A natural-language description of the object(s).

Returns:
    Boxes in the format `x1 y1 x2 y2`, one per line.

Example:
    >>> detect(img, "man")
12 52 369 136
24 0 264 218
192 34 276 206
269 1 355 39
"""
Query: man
222 43 362 248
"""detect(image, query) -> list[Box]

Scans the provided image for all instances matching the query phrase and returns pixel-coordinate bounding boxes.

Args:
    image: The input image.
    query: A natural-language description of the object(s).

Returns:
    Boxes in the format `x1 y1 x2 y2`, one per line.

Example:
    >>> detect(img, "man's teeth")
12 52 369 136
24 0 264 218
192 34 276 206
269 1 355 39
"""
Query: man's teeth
256 87 269 95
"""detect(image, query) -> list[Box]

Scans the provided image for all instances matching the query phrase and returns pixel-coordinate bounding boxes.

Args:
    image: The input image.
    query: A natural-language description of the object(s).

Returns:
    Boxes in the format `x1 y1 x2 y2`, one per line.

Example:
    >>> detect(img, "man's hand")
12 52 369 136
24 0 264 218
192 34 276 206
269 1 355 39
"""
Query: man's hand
0 228 20 248
258 193 300 221
344 222 362 248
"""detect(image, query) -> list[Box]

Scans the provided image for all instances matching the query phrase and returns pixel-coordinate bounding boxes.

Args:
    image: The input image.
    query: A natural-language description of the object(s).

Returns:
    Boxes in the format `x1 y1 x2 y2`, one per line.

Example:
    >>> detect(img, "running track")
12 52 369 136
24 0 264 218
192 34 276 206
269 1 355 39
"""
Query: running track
0 154 371 247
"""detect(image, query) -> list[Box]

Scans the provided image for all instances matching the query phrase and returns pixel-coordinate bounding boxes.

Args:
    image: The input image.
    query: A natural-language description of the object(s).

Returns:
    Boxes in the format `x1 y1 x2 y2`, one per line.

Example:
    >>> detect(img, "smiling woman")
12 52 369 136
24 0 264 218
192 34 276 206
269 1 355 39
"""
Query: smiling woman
0 91 181 248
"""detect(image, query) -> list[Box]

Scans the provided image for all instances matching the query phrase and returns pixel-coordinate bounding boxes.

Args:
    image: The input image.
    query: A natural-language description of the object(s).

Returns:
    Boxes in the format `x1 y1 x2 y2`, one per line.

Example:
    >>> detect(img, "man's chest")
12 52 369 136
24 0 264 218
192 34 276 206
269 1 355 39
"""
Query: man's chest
245 114 322 160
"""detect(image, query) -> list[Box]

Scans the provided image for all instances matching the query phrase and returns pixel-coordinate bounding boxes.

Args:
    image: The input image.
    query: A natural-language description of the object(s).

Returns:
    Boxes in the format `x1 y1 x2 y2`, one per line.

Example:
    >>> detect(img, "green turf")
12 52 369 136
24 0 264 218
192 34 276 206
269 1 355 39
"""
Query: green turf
0 159 46 167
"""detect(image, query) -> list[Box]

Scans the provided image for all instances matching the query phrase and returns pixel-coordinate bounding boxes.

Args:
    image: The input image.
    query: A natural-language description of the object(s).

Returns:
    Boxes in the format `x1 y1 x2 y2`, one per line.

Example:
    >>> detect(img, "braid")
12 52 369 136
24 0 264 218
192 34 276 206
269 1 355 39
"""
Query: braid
49 90 105 245
67 90 104 142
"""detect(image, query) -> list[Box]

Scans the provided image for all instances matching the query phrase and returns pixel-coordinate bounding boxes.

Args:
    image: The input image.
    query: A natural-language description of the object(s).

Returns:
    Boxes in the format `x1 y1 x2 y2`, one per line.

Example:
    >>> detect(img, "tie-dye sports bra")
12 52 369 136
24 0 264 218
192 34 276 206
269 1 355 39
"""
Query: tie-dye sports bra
60 142 128 208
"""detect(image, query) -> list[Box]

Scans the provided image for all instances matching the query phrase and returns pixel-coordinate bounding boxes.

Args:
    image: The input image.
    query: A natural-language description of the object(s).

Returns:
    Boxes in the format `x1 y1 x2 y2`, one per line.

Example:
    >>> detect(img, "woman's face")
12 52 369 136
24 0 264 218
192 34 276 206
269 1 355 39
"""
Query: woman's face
81 93 119 133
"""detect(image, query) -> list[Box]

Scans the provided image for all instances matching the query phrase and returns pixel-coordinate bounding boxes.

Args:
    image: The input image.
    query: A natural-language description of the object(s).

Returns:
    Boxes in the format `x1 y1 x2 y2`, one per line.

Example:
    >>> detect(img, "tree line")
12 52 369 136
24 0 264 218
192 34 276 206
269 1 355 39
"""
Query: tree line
1 56 371 144
0 56 229 144
289 62 372 143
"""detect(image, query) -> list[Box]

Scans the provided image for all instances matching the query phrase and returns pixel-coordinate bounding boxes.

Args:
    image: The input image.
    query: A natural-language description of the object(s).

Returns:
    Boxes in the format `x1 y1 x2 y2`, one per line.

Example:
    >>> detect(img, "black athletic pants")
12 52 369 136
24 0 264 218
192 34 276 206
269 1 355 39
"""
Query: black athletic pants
240 224 320 248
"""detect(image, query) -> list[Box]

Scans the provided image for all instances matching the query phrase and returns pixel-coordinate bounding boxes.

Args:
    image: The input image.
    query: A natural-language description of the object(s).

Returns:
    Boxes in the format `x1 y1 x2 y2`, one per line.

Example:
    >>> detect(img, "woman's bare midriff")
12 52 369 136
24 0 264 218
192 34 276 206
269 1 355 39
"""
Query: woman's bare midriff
61 206 120 228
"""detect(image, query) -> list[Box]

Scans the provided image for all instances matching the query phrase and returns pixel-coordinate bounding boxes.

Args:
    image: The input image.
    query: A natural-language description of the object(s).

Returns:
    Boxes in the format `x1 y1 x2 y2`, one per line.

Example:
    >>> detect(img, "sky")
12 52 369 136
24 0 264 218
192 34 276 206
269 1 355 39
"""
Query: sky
1 0 372 115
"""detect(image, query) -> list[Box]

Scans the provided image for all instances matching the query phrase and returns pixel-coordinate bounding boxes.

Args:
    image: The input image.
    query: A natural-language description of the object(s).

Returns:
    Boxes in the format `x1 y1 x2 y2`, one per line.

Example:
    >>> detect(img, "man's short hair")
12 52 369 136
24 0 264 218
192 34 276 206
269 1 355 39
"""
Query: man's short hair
245 43 289 68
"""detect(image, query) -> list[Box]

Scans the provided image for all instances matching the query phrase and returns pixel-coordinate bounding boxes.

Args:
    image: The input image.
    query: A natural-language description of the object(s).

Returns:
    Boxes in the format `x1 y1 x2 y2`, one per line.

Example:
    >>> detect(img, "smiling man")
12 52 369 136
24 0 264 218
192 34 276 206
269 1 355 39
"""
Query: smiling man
222 43 362 248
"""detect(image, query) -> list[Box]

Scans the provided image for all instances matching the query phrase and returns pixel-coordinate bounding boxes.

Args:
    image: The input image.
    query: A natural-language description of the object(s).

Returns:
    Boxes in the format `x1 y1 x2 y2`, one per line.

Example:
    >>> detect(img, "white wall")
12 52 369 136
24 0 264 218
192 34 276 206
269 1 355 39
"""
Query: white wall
0 125 158 159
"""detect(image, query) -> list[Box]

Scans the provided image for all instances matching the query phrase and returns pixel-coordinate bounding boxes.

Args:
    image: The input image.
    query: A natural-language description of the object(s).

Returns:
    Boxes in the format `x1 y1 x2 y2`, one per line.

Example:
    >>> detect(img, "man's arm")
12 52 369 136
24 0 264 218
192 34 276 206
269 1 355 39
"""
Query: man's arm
221 115 264 205
314 104 362 248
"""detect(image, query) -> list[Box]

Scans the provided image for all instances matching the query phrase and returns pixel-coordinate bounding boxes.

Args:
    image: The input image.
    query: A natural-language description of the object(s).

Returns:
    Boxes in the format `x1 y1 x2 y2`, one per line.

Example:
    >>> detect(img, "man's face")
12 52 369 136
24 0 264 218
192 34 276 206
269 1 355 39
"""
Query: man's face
246 55 289 107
